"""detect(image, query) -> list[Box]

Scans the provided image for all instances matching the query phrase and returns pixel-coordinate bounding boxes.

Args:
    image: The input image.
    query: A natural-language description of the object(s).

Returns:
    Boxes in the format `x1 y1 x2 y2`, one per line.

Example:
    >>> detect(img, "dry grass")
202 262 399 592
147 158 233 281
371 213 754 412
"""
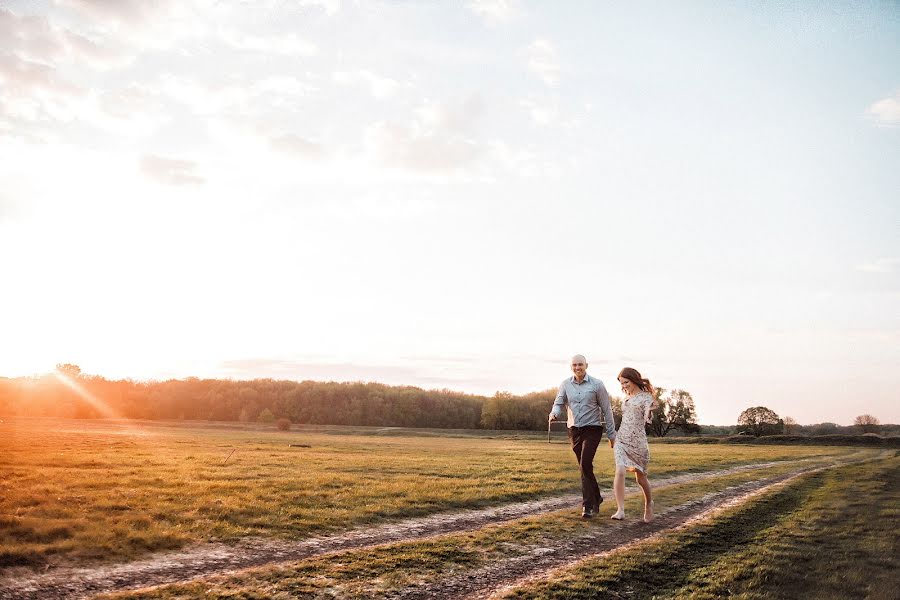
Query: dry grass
96 457 887 599
503 455 899 600
0 417 861 568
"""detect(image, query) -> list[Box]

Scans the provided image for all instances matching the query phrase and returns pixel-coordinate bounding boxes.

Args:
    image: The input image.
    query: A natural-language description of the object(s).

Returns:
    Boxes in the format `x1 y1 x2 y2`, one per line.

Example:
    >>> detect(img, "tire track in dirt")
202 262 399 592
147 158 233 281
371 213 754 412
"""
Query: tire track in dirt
0 456 866 600
388 453 890 600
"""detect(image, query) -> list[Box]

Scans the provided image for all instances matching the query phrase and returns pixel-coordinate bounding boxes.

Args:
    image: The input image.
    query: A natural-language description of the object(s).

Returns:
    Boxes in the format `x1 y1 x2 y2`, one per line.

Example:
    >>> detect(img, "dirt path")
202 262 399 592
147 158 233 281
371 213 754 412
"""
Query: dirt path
388 462 833 600
0 457 862 600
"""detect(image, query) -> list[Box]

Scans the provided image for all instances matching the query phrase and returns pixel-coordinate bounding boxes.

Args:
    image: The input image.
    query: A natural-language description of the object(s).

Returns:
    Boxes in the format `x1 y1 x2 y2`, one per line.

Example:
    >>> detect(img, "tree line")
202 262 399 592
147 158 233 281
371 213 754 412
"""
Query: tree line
734 405 894 437
0 364 707 435
1 365 891 435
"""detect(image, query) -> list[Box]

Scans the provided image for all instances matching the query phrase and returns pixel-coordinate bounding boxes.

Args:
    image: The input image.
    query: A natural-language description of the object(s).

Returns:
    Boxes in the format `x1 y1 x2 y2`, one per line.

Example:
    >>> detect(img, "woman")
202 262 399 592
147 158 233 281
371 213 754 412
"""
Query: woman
611 367 657 522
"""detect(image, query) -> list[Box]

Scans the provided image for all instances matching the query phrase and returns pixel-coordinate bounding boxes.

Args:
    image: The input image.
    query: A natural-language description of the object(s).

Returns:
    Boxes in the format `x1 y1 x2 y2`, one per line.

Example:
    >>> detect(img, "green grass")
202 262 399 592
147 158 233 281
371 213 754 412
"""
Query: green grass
97 457 886 600
503 455 899 600
0 417 864 568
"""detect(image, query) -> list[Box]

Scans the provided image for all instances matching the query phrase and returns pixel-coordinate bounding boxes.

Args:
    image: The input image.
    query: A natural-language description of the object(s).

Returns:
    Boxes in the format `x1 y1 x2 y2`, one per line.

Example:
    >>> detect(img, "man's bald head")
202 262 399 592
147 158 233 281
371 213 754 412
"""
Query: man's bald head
570 355 588 381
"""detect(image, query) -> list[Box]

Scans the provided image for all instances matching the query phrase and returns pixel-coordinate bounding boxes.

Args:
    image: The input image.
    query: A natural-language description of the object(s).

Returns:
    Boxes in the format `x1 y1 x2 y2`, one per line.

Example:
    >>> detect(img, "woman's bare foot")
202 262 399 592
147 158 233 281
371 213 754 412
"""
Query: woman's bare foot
610 510 624 520
643 500 654 523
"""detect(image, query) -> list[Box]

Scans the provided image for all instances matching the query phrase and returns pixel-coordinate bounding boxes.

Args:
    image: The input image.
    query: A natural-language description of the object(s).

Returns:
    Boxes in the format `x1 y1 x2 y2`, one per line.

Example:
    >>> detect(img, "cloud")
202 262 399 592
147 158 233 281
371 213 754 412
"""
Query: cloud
857 258 899 273
140 154 206 185
219 29 319 57
0 8 136 141
295 0 341 16
333 69 399 99
157 74 316 120
519 98 558 125
0 8 65 63
158 75 250 116
365 96 485 172
56 0 210 55
465 0 518 23
269 133 326 158
866 91 900 127
56 0 178 27
526 39 560 86
0 53 88 138
0 53 81 97
99 83 164 118
0 7 127 69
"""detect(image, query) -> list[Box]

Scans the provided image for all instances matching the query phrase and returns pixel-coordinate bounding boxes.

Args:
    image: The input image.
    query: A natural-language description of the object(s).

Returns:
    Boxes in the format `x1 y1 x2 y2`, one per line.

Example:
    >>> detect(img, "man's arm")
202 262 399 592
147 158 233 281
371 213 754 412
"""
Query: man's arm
550 382 566 420
597 381 616 441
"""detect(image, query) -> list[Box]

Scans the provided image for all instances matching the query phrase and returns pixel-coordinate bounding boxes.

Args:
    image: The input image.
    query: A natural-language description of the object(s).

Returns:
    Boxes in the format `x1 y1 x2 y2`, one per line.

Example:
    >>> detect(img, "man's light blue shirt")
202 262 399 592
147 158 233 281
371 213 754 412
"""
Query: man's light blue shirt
551 374 617 440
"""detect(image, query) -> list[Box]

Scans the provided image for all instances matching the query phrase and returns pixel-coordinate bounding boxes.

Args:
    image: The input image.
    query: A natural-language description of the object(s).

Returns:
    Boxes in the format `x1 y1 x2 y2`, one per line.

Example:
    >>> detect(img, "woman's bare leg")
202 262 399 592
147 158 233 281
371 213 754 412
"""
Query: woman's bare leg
635 470 653 522
611 466 626 519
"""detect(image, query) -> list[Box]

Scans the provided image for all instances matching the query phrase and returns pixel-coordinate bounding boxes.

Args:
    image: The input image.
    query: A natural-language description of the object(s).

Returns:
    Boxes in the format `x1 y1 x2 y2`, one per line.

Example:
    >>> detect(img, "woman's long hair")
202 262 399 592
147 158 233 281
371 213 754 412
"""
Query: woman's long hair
618 367 654 395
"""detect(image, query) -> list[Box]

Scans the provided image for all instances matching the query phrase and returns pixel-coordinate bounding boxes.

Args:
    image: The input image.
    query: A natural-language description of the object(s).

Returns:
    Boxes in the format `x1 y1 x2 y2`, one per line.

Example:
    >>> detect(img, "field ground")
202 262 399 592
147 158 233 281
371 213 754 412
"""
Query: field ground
502 455 899 600
0 418 896 599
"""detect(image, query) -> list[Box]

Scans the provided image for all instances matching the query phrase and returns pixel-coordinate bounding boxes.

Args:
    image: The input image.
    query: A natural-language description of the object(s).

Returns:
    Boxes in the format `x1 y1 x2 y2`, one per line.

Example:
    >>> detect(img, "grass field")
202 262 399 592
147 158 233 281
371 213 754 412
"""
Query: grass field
503 456 899 600
93 453 898 599
0 417 870 571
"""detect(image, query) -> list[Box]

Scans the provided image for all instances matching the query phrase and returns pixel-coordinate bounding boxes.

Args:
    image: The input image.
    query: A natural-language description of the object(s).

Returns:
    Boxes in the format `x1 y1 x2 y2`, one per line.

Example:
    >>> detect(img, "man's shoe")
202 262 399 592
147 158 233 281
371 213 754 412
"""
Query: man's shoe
581 507 595 518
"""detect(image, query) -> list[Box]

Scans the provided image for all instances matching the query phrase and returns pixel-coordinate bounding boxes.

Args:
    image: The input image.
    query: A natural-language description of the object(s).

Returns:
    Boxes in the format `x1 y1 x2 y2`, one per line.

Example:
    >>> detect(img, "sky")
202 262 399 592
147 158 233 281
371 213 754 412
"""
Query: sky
1 0 898 425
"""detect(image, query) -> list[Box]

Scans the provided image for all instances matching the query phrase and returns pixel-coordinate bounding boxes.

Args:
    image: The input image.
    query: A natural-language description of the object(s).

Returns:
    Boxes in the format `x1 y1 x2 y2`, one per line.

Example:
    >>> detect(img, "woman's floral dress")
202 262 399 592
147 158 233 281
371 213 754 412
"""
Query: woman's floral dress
614 391 653 473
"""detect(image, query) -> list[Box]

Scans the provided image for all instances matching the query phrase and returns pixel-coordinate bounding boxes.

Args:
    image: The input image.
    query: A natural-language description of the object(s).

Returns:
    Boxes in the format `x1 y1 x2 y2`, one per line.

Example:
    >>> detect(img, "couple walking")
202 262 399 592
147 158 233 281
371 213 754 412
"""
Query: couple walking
549 355 657 521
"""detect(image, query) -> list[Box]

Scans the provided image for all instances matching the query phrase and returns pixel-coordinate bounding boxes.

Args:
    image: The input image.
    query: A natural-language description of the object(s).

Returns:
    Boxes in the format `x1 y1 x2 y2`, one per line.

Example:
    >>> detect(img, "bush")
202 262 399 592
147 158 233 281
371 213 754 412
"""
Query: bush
257 408 275 423
276 418 291 431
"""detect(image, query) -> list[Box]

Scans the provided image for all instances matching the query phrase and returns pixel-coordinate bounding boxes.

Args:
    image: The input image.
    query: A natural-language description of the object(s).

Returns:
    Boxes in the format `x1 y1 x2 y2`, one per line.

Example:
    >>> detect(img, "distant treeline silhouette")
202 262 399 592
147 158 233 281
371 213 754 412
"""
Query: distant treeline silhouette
0 365 553 430
0 365 894 435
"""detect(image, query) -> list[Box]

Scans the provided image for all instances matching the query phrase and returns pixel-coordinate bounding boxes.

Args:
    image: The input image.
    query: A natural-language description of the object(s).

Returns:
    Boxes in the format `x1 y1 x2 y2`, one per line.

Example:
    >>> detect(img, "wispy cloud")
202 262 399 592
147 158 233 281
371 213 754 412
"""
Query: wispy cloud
219 29 319 57
0 7 125 69
333 69 400 99
866 91 900 127
857 258 899 273
365 96 485 172
269 133 326 159
56 0 178 27
140 154 205 185
465 0 519 23
295 0 341 17
0 53 82 98
526 39 560 86
519 97 558 125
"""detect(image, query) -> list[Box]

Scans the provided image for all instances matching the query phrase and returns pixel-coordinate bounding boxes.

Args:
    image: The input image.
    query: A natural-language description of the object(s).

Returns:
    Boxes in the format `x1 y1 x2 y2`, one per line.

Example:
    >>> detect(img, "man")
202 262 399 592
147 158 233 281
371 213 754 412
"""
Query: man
549 354 617 518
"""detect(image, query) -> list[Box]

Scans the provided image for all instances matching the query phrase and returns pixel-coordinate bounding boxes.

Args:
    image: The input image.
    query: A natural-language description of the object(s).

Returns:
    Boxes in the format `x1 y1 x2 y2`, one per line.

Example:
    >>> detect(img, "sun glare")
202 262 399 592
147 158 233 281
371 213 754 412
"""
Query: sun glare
51 370 125 421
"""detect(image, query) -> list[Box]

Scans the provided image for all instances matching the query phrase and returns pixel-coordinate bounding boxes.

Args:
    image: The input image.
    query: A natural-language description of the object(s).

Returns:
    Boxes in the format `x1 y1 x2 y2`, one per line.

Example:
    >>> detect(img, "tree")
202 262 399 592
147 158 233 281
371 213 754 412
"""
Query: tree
783 416 799 434
480 394 502 429
55 363 82 379
737 406 782 437
665 389 700 434
257 408 275 423
646 389 699 437
854 414 880 434
609 396 623 429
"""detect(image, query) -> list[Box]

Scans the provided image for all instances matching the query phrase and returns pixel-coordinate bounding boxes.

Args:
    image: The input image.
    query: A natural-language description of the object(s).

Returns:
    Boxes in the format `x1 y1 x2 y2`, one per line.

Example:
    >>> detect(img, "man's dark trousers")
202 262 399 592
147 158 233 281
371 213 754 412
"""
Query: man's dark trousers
568 425 603 510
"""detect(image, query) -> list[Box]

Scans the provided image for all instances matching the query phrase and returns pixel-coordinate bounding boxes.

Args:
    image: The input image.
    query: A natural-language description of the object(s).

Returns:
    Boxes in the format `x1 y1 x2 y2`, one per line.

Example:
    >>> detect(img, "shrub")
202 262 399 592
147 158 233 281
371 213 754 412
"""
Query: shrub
276 418 291 431
257 408 275 423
